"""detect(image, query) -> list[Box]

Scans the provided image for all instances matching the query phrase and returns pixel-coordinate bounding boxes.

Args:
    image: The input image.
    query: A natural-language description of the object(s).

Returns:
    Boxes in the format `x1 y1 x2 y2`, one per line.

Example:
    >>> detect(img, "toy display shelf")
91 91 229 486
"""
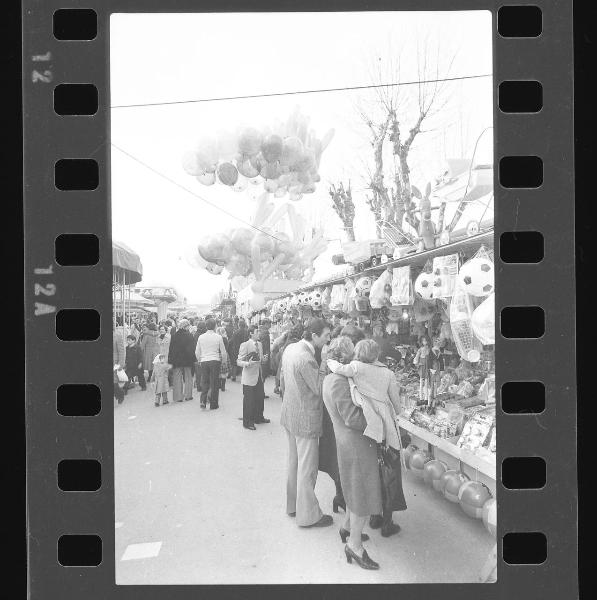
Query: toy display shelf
294 229 495 295
397 416 496 480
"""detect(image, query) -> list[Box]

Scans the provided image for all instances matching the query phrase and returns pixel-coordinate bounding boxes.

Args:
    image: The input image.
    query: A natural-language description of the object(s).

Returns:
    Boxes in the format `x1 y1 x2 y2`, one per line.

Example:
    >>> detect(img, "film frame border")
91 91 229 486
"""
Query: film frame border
23 0 576 597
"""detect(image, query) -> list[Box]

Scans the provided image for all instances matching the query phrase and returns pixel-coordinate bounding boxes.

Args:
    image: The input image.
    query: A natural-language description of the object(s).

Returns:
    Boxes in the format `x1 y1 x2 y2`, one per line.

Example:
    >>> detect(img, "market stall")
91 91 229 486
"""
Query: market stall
113 240 144 325
253 228 496 540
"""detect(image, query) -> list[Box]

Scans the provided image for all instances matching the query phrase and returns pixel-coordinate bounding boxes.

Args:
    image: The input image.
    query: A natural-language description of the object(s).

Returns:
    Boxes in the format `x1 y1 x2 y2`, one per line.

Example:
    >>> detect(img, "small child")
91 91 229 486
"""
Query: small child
151 354 171 406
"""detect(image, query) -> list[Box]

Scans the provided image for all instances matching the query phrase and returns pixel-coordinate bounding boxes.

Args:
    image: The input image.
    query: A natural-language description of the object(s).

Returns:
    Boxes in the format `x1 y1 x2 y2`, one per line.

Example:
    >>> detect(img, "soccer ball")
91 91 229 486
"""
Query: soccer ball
415 271 434 300
458 257 494 297
355 276 373 296
310 290 323 309
298 292 309 305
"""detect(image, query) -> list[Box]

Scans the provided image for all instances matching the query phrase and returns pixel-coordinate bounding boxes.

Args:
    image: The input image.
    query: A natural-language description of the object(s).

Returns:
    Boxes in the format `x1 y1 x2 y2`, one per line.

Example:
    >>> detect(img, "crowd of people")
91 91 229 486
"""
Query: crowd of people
113 312 408 572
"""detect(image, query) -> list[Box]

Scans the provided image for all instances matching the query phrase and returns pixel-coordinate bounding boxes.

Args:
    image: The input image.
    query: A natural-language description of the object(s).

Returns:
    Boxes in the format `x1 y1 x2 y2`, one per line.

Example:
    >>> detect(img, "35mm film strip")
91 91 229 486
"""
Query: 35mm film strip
24 0 576 597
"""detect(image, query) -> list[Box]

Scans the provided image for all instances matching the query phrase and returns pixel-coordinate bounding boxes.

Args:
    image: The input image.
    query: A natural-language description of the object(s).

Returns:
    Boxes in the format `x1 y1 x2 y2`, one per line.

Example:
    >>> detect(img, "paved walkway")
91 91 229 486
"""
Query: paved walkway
115 377 494 584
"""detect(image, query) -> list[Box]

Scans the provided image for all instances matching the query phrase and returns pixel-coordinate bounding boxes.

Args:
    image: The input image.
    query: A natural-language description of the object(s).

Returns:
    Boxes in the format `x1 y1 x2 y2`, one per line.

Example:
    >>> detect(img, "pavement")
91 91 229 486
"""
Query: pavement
115 377 494 584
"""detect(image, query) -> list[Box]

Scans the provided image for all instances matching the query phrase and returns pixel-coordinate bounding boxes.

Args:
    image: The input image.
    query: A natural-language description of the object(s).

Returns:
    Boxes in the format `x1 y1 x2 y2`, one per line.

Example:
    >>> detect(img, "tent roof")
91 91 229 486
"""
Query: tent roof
113 240 143 284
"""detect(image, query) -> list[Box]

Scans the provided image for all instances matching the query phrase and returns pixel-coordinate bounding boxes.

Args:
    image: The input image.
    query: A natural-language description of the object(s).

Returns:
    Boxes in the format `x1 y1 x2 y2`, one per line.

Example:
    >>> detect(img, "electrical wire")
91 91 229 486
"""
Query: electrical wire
111 73 492 109
110 142 284 242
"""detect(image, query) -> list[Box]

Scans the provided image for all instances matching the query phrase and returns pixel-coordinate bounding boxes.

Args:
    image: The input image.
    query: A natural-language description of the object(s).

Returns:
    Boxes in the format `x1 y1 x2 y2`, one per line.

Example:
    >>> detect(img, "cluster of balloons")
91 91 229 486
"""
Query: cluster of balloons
189 226 327 289
182 108 334 201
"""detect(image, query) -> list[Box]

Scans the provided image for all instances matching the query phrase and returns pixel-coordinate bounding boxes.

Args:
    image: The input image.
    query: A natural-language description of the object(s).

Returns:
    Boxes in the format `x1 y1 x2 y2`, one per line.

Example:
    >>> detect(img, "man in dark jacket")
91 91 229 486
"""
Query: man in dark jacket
258 319 272 394
230 319 249 382
167 319 196 402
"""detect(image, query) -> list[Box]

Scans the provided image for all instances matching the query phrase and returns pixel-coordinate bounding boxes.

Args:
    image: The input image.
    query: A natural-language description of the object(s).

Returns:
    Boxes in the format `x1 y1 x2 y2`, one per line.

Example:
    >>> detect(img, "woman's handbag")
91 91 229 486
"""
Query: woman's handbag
377 443 408 513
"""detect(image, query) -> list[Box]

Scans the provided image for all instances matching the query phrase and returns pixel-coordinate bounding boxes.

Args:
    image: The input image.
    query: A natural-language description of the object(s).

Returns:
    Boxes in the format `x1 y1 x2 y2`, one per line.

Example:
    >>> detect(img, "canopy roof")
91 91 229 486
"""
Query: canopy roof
113 240 143 284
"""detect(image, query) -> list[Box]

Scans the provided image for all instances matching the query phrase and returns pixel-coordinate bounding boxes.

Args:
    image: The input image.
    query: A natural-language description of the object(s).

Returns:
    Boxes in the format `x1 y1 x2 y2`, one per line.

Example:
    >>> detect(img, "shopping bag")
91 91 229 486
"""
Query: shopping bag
378 444 408 512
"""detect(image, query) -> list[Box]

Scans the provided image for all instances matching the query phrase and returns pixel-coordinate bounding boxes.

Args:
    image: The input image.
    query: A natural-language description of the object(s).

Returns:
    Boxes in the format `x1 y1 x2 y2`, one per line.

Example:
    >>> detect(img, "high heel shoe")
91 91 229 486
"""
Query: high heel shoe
344 545 379 570
332 496 346 513
339 528 370 543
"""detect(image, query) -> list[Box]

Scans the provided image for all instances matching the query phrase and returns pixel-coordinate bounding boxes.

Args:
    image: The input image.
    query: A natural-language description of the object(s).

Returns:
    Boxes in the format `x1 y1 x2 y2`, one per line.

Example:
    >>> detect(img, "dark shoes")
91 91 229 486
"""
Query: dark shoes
339 528 369 543
154 401 160 407
200 401 206 409
243 424 256 430
288 512 296 517
210 405 219 410
255 417 270 424
381 522 401 537
344 545 379 570
303 514 333 528
369 515 383 529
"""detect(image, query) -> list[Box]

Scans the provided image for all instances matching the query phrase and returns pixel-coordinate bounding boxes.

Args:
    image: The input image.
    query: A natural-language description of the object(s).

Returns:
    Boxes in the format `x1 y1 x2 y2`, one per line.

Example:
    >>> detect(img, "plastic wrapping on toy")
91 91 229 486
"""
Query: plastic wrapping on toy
432 253 459 298
370 270 393 308
321 286 331 309
471 293 495 345
390 266 412 305
342 279 356 314
478 374 496 405
329 283 344 311
449 281 483 362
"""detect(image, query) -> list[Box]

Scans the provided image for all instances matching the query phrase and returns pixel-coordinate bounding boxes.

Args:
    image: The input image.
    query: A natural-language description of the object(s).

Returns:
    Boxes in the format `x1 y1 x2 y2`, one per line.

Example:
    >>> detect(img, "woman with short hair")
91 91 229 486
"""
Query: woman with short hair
322 336 381 570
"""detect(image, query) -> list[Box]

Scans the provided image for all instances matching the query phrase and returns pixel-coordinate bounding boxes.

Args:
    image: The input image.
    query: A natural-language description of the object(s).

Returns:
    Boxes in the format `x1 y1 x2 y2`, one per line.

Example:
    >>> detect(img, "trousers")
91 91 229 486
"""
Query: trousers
200 360 221 407
242 374 264 426
172 366 193 402
285 428 323 527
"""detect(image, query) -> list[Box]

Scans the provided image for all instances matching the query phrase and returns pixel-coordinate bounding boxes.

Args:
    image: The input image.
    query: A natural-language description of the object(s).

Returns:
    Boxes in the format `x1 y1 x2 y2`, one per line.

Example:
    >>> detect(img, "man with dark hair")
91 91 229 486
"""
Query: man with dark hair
237 324 270 429
168 319 196 402
230 319 249 382
195 318 228 409
340 324 366 346
280 317 332 527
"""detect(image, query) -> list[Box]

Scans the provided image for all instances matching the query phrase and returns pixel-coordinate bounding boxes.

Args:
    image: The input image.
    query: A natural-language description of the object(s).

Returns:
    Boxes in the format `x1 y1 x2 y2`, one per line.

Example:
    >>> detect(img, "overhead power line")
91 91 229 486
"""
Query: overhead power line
110 142 284 243
111 73 492 109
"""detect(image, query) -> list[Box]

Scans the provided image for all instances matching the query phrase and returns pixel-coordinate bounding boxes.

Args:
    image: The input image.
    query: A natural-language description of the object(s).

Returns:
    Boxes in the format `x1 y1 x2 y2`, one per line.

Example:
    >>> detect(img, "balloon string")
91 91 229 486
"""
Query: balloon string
111 142 284 243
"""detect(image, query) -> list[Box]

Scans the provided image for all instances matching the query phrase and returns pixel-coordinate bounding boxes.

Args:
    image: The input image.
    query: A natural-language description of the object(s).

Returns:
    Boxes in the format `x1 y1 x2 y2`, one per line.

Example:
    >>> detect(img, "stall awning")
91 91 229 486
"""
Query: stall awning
113 240 143 285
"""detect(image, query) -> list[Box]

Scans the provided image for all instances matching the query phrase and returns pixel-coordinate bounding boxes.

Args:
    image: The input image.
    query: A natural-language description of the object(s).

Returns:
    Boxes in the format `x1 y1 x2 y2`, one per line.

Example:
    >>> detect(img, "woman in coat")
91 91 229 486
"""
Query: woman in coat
322 335 382 571
140 323 160 380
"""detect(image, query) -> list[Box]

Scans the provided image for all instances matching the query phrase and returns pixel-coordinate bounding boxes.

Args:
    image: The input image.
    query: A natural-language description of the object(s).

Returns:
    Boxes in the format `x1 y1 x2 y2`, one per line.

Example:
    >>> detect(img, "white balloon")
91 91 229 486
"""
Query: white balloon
196 172 216 186
182 151 202 176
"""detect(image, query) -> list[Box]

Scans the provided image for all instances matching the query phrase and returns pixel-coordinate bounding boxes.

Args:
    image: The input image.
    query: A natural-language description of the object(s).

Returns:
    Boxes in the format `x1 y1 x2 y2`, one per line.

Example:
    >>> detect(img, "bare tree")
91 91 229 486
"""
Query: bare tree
356 38 456 240
329 181 356 242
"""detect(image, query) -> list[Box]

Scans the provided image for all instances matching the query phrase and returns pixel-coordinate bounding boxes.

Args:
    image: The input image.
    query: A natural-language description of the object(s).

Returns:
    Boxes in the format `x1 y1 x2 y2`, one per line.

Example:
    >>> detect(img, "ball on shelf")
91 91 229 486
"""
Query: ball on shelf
441 470 470 503
482 497 497 536
423 459 448 490
310 290 323 309
409 449 432 478
403 444 419 470
458 481 492 519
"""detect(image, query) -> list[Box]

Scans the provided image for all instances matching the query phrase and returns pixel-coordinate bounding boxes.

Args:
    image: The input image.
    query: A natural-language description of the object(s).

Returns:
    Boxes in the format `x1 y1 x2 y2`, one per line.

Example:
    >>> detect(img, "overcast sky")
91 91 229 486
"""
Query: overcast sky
110 11 493 303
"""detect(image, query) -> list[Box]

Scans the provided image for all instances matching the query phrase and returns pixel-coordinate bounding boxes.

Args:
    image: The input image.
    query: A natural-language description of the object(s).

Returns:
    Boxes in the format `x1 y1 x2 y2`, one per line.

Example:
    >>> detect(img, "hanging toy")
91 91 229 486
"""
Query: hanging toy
309 289 323 309
458 247 494 297
355 276 373 297
412 182 436 252
415 271 435 300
